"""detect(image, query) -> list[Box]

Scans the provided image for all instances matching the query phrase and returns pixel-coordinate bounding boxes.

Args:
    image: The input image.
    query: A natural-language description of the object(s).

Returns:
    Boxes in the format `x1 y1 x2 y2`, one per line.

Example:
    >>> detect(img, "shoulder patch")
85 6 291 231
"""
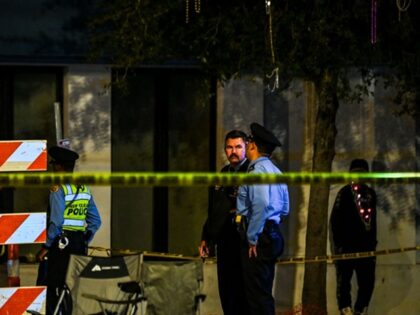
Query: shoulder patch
50 185 59 193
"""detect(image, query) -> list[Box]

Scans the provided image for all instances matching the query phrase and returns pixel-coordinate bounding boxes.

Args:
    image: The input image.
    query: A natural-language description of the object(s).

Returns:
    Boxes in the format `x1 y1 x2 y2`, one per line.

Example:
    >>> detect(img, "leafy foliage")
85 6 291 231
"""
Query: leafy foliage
375 1 420 114
90 0 268 80
90 0 418 105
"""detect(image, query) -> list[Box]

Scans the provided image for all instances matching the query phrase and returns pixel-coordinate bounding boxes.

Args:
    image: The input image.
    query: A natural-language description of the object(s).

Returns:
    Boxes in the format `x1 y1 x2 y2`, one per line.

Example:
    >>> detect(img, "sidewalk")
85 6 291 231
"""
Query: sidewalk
0 262 38 287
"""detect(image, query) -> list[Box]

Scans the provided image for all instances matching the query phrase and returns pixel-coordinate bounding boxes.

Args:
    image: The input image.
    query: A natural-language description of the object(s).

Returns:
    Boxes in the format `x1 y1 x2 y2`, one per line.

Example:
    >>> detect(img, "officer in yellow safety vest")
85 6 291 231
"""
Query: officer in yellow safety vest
36 145 101 315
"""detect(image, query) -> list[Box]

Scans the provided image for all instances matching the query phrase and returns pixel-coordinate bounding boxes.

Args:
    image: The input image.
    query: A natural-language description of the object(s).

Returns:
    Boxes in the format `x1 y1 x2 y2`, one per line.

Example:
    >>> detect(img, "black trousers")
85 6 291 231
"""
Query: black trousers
46 231 86 315
335 257 376 312
216 215 248 315
36 259 48 286
239 221 284 315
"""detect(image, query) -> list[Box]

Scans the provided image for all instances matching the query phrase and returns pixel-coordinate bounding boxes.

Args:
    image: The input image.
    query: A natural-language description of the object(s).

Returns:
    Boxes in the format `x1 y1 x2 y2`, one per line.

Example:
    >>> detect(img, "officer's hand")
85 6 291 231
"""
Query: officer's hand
280 215 287 224
199 240 209 258
249 244 257 258
84 230 93 244
36 248 49 262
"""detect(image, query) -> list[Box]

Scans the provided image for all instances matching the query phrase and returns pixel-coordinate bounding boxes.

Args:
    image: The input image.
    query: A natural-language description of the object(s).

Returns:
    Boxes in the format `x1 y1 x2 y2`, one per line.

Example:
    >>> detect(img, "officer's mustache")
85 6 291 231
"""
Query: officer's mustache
229 154 239 159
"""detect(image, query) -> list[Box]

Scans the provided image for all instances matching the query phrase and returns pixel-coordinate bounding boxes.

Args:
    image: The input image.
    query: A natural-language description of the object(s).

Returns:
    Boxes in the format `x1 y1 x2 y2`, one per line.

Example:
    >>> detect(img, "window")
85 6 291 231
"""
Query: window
112 68 215 256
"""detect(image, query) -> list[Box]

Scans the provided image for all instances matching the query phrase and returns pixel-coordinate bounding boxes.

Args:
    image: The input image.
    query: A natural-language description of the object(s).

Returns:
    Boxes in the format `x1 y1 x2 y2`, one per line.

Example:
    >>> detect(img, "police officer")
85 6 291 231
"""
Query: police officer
236 123 289 315
330 159 377 315
36 145 101 314
199 129 249 315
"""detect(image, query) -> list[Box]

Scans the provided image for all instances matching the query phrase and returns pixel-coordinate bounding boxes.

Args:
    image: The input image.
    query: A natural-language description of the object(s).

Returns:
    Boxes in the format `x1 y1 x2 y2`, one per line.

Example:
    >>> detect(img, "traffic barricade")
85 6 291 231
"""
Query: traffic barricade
0 140 47 314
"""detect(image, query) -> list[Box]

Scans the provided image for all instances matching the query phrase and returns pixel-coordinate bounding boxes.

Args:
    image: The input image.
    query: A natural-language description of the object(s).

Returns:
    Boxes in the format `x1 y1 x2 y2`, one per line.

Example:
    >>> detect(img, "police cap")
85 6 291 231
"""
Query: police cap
249 122 282 147
48 145 79 163
349 159 369 172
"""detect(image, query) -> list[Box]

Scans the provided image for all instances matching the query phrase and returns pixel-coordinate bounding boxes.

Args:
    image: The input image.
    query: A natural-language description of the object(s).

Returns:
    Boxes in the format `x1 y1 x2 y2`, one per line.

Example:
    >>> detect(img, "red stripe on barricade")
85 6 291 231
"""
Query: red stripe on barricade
0 142 22 167
27 150 47 171
34 229 47 243
0 287 45 314
0 214 29 244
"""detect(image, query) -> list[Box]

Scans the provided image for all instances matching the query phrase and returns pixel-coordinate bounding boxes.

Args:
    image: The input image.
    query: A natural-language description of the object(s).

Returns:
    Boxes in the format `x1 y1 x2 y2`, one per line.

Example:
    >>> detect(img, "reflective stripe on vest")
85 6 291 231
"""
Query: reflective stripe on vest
63 219 85 227
61 184 91 231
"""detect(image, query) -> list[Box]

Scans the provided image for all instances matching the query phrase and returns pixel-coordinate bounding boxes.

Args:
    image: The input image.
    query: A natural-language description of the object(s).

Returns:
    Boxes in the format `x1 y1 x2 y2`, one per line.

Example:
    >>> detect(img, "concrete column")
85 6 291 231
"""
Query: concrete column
63 65 111 249
216 75 264 169
201 76 264 315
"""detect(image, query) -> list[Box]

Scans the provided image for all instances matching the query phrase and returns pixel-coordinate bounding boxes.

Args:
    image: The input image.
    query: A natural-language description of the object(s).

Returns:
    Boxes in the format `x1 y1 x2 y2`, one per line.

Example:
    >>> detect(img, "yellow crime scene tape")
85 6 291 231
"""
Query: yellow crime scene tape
3 172 418 264
0 171 419 187
88 245 420 264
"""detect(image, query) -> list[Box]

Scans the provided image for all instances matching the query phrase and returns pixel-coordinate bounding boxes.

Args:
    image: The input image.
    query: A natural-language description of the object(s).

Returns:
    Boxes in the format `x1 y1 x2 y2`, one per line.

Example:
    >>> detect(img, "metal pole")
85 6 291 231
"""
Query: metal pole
54 102 62 144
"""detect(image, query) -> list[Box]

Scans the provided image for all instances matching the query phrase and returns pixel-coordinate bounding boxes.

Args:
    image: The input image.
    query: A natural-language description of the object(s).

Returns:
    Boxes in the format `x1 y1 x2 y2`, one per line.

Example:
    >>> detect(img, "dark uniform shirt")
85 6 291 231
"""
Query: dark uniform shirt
201 159 249 243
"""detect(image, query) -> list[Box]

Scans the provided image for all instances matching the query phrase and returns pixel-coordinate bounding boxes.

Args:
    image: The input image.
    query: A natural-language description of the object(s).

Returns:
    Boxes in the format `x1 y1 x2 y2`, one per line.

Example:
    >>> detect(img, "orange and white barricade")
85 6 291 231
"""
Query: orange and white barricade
0 286 46 314
0 140 47 172
0 213 47 245
0 213 47 289
0 140 48 314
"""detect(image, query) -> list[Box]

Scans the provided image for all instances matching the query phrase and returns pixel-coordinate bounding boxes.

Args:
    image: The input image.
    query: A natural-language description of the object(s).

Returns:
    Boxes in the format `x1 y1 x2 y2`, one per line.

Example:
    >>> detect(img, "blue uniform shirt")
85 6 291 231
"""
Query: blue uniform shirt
236 156 289 245
46 186 102 247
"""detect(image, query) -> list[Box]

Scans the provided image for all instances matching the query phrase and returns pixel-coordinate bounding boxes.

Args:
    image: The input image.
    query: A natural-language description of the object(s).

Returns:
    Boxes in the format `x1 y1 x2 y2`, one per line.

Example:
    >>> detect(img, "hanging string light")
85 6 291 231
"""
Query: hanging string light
194 0 201 14
185 0 189 23
266 0 275 65
265 0 271 15
370 0 377 44
396 0 412 21
265 0 279 92
186 0 201 24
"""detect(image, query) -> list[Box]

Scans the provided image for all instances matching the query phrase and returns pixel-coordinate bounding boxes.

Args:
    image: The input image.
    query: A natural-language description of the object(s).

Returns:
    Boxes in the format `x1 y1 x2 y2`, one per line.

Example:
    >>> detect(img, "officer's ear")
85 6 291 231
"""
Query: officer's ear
248 141 257 152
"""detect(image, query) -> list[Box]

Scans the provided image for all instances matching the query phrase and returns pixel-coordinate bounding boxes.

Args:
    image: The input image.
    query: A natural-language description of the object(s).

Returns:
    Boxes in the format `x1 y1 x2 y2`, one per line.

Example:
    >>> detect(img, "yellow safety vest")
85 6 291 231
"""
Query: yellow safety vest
61 184 91 231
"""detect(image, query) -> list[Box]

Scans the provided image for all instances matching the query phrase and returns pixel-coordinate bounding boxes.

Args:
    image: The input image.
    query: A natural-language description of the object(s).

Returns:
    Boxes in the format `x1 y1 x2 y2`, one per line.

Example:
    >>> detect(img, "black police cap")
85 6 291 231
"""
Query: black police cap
349 159 369 172
250 123 282 147
48 145 79 162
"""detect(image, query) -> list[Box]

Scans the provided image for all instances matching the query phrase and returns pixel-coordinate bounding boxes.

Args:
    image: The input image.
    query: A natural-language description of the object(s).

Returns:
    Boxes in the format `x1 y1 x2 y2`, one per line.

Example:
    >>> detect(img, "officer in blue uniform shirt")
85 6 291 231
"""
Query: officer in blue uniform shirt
236 123 289 315
37 145 101 314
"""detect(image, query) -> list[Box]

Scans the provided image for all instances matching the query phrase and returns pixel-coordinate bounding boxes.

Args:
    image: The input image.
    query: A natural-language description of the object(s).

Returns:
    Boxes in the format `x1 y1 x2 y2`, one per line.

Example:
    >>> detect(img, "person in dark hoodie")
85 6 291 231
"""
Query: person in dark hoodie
330 159 377 315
